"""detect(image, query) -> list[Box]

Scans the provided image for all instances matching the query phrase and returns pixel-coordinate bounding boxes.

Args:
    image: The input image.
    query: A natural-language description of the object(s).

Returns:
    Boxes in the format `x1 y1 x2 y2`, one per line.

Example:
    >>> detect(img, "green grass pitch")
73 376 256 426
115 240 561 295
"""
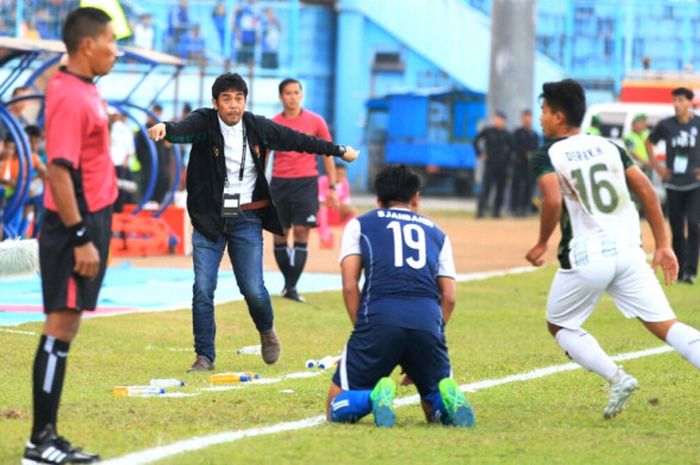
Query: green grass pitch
1 267 698 464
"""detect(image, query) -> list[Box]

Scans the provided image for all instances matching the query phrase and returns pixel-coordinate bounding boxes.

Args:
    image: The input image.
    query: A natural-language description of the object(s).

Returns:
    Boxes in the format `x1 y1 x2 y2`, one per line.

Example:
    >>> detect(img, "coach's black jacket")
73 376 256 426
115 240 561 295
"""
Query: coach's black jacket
164 108 343 240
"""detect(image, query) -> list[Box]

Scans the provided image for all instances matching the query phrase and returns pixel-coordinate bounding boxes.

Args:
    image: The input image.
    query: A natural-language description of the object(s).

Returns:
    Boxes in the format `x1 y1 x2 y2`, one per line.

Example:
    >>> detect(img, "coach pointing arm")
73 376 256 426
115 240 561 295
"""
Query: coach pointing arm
148 116 359 163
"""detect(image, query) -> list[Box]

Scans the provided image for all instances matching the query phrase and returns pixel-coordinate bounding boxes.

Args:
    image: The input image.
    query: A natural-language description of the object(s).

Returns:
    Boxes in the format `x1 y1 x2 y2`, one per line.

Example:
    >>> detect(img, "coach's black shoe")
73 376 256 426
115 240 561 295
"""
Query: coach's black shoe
23 424 100 464
681 274 696 285
282 288 305 303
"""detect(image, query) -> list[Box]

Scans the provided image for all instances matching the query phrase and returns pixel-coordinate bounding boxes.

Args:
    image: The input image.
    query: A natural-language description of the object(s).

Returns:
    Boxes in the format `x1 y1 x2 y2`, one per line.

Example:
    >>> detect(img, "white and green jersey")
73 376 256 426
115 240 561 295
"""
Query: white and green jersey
530 134 638 269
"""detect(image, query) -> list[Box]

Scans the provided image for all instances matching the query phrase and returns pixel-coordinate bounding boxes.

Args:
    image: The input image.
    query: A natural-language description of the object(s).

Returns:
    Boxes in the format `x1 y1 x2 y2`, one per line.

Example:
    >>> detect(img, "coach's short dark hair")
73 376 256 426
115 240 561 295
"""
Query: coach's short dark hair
279 78 302 95
540 79 586 127
672 87 694 100
62 7 112 54
375 164 421 207
212 73 248 100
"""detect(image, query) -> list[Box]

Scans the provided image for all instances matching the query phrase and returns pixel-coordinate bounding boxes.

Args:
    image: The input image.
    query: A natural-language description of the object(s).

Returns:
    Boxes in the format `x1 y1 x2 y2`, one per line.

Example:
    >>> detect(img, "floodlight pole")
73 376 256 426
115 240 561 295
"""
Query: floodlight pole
487 0 536 128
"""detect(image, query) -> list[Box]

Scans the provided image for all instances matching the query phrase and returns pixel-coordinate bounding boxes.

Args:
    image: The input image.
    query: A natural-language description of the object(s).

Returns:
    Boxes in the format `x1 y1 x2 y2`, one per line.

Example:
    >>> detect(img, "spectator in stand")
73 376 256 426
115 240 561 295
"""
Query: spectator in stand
212 0 227 53
23 125 47 237
22 19 42 40
260 7 281 69
233 0 259 65
168 0 190 55
10 86 31 127
178 24 206 64
0 136 44 236
133 13 155 50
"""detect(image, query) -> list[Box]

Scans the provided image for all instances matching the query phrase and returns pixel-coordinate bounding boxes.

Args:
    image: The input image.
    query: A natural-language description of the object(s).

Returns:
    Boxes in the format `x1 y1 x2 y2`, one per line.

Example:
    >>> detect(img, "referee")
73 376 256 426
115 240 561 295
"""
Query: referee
23 8 117 464
271 78 338 302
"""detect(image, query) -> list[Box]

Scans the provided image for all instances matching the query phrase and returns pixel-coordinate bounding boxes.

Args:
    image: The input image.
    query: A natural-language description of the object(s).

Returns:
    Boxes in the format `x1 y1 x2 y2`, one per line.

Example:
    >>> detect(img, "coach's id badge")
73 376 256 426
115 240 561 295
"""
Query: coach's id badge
673 154 689 174
222 193 241 217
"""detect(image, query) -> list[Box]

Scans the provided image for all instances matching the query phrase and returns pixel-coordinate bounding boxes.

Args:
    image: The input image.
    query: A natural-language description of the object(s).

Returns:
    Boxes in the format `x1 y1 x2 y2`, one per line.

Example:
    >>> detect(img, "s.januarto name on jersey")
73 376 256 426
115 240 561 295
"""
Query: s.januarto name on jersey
376 209 435 228
564 146 605 162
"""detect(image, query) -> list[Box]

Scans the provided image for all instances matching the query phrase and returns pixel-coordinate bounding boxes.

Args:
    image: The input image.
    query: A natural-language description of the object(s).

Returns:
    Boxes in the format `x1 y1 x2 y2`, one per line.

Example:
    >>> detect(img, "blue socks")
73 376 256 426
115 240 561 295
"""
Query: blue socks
425 391 451 425
329 390 372 423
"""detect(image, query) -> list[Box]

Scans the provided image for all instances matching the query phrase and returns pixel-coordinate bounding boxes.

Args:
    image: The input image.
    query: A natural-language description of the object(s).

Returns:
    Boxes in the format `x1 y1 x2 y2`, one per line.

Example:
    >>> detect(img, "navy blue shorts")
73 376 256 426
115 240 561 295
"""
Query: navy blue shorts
332 323 451 400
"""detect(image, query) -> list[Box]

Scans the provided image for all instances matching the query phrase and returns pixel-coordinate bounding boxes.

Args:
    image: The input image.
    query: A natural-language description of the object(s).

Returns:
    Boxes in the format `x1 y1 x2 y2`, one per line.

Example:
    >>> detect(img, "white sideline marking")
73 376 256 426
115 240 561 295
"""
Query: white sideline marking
0 328 36 335
455 266 536 283
102 344 674 465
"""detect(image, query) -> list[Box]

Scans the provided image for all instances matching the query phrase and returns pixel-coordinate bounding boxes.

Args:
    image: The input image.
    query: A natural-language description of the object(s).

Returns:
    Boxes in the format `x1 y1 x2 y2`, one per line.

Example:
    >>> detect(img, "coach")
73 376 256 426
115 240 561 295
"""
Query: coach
148 73 358 372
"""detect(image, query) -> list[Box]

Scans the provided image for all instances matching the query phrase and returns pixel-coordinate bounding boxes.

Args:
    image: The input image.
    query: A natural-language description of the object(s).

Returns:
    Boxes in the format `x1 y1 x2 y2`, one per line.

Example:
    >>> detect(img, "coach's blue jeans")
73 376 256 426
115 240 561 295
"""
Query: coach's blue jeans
191 211 274 363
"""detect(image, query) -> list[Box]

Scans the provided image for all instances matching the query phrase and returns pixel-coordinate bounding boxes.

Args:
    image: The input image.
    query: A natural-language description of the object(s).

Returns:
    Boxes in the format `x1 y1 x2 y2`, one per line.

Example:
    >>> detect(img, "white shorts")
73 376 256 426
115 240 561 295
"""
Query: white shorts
547 244 676 329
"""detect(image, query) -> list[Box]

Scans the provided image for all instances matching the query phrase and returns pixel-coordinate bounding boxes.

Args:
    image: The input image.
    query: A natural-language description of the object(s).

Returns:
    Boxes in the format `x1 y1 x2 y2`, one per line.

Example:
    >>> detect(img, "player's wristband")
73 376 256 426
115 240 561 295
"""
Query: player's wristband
68 221 92 246
328 184 337 190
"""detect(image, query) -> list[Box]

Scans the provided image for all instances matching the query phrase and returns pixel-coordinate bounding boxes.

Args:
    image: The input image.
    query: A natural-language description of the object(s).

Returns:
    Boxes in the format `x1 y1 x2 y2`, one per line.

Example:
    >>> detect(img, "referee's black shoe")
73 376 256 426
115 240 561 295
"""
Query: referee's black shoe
23 424 100 464
282 287 305 303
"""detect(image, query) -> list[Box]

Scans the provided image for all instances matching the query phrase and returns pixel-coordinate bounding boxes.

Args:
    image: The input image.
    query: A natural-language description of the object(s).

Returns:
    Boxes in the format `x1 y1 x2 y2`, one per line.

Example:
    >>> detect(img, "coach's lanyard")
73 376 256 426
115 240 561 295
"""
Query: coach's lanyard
238 123 248 183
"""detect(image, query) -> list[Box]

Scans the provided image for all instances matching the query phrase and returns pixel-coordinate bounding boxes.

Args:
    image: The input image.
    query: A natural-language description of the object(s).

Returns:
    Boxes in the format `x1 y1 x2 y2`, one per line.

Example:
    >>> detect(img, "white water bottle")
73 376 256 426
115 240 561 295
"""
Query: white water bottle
236 345 262 355
317 356 338 370
113 386 165 397
150 379 185 388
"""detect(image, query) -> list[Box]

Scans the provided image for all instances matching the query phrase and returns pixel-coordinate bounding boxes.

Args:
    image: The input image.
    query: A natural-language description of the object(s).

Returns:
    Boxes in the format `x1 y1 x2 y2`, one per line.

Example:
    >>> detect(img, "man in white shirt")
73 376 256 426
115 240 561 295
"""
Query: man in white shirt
133 14 154 50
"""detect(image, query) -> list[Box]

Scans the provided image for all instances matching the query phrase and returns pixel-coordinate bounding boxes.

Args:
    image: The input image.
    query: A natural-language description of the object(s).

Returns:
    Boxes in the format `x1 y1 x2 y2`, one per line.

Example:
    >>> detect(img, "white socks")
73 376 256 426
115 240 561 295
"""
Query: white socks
555 328 619 382
666 322 700 369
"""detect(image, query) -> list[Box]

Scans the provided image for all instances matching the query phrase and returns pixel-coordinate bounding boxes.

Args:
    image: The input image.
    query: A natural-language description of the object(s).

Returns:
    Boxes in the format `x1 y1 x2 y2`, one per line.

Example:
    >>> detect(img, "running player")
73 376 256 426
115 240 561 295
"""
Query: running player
527 79 700 419
326 164 475 428
271 78 338 302
23 7 118 464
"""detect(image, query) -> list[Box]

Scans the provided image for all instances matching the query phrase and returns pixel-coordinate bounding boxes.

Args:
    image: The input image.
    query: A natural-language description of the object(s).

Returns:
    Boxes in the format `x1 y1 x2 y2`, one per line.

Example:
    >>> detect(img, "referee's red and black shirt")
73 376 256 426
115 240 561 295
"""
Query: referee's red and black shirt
44 67 117 213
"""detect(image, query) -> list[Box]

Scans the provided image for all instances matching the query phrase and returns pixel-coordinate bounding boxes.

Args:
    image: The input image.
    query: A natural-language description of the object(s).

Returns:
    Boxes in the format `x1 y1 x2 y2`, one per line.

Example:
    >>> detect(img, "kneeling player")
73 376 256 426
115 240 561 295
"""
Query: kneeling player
325 164 475 427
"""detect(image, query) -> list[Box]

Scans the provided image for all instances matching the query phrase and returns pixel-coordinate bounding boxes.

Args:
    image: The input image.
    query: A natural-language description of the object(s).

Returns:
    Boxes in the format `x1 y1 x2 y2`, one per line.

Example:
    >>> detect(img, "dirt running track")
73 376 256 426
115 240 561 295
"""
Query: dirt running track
113 214 658 276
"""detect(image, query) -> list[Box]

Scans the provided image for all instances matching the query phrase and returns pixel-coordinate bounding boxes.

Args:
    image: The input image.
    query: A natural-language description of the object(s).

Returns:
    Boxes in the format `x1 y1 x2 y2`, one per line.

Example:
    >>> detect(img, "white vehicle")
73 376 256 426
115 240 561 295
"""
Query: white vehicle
581 102 673 145
582 102 676 202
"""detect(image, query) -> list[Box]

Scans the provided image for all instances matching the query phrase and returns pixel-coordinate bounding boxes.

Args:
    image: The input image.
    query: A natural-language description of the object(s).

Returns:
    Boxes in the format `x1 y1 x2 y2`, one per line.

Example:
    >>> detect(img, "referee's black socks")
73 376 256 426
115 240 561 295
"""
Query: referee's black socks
287 242 308 290
31 334 70 442
274 244 292 287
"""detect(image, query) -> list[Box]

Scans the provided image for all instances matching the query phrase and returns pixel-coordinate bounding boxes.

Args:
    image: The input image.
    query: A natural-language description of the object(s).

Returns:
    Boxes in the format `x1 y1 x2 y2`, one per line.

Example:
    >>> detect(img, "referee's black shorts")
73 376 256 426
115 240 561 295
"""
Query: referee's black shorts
270 176 319 229
39 205 113 313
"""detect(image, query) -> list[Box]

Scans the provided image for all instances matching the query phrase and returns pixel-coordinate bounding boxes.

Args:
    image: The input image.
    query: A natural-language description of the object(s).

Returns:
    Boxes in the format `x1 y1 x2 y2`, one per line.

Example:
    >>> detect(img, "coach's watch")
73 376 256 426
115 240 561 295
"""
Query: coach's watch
337 145 346 156
328 184 337 190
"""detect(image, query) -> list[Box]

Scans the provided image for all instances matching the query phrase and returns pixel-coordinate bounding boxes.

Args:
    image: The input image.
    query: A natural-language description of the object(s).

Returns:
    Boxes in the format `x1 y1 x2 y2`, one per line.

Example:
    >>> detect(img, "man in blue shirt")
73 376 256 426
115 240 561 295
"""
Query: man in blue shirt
325 164 475 428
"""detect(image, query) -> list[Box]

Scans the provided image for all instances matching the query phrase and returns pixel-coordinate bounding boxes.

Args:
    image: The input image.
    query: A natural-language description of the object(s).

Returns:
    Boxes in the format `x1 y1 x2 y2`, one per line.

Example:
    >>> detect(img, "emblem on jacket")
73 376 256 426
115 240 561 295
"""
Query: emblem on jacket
253 145 260 157
213 147 220 157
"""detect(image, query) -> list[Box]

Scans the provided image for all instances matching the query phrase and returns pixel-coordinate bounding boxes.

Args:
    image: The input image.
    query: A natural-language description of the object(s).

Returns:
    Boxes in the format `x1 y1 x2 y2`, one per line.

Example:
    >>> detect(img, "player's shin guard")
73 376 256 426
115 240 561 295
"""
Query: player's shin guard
31 335 70 442
555 327 618 382
328 390 372 423
666 322 700 369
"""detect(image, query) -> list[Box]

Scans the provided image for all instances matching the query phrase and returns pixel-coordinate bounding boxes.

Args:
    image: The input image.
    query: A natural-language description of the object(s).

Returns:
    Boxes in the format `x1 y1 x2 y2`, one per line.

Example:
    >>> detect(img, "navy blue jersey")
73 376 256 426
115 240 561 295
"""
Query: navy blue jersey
340 208 456 333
